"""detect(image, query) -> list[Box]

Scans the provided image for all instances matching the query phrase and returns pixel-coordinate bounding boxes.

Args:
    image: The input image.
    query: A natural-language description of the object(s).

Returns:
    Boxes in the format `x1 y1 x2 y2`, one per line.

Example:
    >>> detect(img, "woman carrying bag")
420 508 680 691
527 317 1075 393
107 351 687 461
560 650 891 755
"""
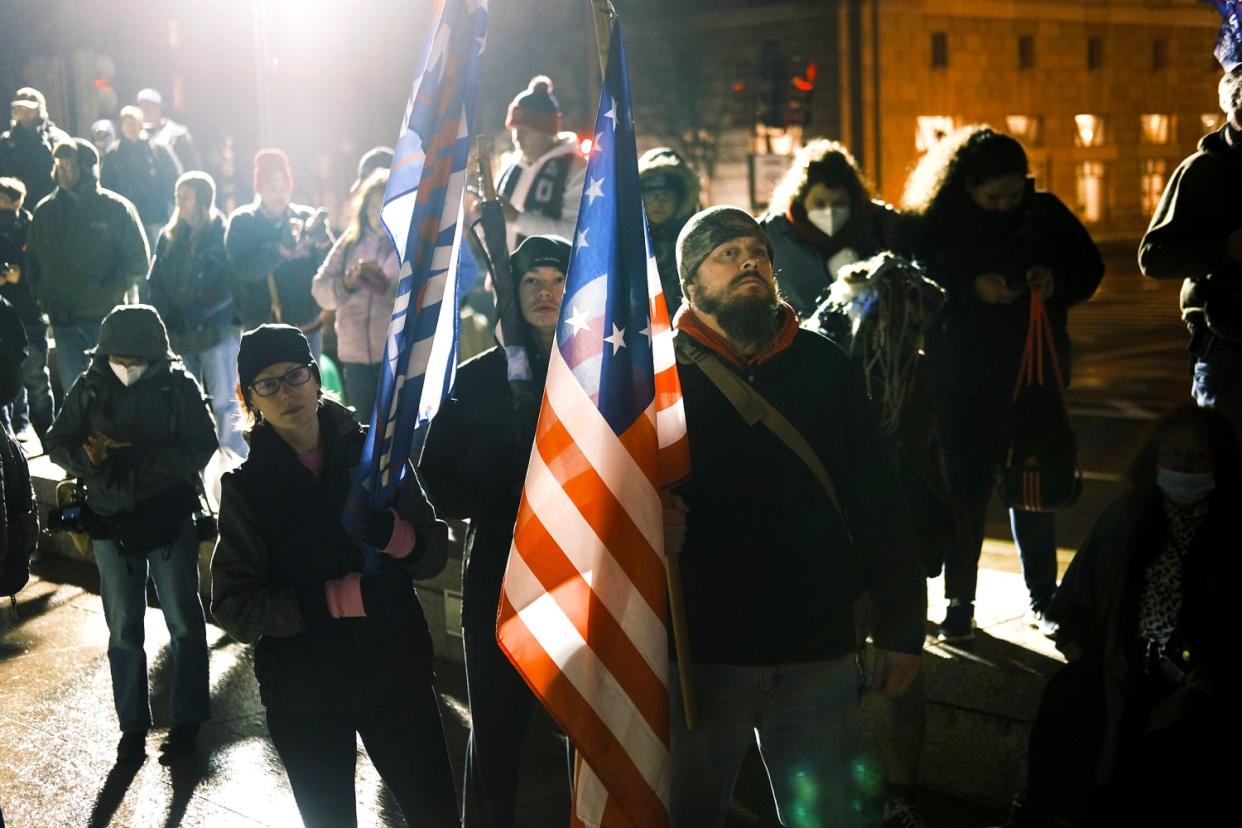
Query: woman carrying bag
902 126 1104 641
46 304 217 762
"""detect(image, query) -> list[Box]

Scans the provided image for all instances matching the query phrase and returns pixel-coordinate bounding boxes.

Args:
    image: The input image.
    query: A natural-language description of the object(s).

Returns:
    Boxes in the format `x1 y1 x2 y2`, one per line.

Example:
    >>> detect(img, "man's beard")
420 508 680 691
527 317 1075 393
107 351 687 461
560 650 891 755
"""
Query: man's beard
694 278 782 353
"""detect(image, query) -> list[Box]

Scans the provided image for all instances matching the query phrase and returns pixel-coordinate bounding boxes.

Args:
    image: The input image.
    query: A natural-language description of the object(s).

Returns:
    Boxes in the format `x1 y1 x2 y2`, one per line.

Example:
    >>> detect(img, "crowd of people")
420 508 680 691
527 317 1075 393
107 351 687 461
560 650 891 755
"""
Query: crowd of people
0 60 1236 828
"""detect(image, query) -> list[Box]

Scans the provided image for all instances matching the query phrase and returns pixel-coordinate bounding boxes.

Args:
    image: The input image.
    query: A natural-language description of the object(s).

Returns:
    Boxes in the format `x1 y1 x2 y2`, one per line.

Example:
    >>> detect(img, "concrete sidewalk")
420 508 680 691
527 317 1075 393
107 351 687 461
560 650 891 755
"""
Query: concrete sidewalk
0 546 1059 827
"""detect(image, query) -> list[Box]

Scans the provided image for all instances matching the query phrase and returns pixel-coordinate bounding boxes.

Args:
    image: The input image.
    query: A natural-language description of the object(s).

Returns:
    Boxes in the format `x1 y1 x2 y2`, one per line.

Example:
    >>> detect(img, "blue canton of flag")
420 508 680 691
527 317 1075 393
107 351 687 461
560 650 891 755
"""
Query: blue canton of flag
559 33 655 435
1206 0 1242 72
353 0 488 528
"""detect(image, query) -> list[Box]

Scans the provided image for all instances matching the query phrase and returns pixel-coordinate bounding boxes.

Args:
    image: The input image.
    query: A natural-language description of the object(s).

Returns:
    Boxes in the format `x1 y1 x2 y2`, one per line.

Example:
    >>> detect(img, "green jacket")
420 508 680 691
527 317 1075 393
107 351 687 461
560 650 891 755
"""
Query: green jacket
26 184 150 326
46 358 217 517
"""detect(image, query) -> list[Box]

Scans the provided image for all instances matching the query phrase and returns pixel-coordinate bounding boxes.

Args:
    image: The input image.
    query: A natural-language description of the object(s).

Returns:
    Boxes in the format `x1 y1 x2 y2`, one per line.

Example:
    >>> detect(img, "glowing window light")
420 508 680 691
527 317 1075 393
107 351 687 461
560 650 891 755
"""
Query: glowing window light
1139 114 1171 146
1074 114 1105 147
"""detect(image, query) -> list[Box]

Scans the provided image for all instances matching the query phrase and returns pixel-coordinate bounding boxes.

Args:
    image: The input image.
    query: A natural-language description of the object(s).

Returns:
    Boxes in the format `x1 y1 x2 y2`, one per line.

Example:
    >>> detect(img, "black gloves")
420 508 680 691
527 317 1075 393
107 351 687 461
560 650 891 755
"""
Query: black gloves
360 557 415 620
360 509 395 549
104 446 145 487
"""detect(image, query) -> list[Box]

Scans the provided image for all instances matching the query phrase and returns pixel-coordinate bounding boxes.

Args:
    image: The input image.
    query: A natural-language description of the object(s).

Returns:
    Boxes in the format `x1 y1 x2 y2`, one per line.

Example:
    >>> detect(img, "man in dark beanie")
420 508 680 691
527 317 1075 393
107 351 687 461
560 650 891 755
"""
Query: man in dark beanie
420 233 573 826
25 139 150 392
225 149 333 361
497 75 586 246
664 206 926 825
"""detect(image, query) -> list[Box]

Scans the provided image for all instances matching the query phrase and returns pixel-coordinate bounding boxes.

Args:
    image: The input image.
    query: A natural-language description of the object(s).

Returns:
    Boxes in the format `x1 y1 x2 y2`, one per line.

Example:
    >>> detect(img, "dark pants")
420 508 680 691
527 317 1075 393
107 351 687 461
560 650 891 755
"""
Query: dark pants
10 323 55 440
1016 662 1103 825
462 624 572 828
937 402 1058 606
265 685 459 828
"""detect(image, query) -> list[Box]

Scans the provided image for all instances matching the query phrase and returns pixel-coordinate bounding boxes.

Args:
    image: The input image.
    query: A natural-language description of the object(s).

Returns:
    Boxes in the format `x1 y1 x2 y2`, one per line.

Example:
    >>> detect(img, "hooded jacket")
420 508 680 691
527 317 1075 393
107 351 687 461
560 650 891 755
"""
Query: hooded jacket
25 181 150 327
638 147 701 308
148 213 238 355
211 399 448 705
46 354 217 518
1139 124 1242 333
419 346 547 632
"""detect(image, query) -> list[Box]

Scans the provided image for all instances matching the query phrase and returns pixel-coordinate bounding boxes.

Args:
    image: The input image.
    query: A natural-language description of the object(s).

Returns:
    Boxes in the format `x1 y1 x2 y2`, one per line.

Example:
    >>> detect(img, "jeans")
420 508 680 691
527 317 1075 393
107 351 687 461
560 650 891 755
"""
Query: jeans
93 518 210 733
937 405 1058 607
10 324 55 440
265 685 459 828
342 361 382 425
670 656 864 828
1192 334 1242 430
182 332 247 457
461 625 572 828
52 322 102 395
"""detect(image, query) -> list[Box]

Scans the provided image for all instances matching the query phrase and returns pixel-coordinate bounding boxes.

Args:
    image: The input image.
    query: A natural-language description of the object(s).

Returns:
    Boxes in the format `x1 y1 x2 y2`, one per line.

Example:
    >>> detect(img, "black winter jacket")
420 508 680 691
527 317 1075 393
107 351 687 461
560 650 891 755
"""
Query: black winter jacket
211 400 449 706
46 358 217 518
224 203 329 330
0 118 70 208
1049 486 1231 779
1139 124 1242 336
100 137 182 230
0 208 44 325
419 346 543 632
672 328 925 664
914 187 1103 402
148 213 237 355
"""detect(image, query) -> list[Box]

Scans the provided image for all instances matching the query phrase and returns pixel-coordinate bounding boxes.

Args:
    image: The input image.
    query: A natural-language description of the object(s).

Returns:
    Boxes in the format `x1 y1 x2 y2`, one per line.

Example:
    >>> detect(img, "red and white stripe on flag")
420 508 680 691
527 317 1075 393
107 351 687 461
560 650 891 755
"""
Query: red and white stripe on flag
497 264 689 827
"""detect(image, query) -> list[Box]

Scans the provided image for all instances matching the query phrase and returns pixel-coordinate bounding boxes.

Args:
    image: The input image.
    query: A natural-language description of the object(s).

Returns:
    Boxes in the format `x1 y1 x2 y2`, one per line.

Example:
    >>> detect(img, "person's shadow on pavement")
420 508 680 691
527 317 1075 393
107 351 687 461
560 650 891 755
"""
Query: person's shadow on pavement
88 759 142 828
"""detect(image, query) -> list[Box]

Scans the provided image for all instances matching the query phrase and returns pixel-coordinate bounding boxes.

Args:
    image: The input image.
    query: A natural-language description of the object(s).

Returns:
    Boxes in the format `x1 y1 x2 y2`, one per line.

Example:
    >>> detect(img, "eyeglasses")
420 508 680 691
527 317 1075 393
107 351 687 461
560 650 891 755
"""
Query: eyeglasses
250 365 313 397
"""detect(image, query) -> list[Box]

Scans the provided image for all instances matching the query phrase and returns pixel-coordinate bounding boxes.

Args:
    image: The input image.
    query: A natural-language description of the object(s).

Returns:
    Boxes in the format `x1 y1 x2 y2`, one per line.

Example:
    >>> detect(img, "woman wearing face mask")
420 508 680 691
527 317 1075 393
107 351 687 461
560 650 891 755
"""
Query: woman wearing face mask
761 139 908 318
46 304 218 763
311 169 397 422
1001 405 1237 827
902 126 1105 641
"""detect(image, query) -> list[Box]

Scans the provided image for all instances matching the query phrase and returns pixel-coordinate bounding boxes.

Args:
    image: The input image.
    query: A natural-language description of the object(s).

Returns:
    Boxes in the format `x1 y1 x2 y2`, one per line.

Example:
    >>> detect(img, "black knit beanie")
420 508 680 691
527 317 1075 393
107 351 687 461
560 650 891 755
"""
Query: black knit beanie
237 324 316 398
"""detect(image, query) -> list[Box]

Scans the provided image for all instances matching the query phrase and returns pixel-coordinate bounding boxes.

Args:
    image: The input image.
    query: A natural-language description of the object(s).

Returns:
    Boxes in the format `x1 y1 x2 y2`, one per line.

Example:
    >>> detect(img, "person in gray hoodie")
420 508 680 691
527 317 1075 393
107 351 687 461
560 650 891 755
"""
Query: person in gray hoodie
46 304 217 763
25 139 149 392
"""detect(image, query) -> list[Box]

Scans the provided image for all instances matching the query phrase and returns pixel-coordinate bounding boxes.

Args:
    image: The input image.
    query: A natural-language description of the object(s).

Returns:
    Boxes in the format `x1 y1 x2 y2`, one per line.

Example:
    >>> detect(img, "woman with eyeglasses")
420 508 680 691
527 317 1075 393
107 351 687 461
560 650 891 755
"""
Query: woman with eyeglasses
209 323 459 827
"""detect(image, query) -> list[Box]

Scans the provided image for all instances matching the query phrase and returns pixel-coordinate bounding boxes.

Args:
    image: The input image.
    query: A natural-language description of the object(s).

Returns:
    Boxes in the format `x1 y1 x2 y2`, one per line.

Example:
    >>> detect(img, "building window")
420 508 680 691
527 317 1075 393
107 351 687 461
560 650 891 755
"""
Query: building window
1087 36 1103 70
1006 115 1043 146
1074 114 1106 147
1140 159 1168 218
931 33 948 69
1076 161 1106 223
1139 114 1172 145
1019 35 1035 70
916 116 955 152
1152 39 1168 72
1202 113 1224 133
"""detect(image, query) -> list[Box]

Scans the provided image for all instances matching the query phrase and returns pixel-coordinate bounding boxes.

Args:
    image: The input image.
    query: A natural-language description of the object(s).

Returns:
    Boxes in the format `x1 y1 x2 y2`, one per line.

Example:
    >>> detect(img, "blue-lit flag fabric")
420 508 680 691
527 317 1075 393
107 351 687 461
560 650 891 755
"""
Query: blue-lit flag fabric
354 0 487 522
1206 0 1242 71
496 19 690 828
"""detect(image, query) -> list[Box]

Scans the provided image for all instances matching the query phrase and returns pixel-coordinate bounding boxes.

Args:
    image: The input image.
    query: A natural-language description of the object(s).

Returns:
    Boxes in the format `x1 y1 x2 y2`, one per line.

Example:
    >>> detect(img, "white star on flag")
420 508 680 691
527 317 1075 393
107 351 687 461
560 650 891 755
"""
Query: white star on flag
603 99 618 130
584 176 605 205
575 227 590 249
603 323 626 354
565 304 591 336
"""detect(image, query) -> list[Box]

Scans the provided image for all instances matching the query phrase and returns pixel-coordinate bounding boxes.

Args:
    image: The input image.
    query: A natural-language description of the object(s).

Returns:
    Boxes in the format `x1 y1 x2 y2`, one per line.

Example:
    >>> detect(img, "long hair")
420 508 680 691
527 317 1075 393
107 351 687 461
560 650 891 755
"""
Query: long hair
163 171 219 249
1123 405 1242 491
768 138 874 217
337 169 389 249
901 125 1029 219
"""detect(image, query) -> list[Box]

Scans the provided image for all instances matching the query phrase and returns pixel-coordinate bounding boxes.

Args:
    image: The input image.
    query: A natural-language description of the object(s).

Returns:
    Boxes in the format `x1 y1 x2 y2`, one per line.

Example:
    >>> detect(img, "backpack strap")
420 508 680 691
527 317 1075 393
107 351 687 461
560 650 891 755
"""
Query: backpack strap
673 333 845 520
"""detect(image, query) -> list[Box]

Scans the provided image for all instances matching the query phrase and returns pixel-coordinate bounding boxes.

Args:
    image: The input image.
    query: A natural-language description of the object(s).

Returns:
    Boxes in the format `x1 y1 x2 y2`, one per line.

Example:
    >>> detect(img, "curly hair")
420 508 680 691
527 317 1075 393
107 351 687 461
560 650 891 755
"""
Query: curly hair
338 168 390 249
767 139 874 216
900 125 1028 218
1220 66 1242 118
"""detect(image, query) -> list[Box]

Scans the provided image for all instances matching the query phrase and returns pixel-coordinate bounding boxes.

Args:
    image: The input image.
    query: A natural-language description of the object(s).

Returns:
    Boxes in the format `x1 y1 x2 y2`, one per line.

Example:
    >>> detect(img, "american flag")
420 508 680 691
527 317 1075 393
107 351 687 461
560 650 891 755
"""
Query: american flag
354 0 487 518
1205 1 1242 72
496 19 690 828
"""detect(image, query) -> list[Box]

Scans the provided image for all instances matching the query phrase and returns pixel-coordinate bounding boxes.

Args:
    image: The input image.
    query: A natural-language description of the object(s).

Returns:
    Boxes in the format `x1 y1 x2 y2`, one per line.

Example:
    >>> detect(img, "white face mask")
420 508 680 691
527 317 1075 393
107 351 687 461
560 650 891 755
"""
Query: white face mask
109 360 149 387
806 205 851 237
1156 467 1215 504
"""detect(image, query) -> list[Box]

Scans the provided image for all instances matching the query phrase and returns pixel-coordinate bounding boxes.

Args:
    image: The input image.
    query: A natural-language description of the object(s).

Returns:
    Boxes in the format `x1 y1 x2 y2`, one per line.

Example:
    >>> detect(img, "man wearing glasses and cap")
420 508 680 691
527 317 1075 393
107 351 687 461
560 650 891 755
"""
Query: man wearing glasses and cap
0 87 71 208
